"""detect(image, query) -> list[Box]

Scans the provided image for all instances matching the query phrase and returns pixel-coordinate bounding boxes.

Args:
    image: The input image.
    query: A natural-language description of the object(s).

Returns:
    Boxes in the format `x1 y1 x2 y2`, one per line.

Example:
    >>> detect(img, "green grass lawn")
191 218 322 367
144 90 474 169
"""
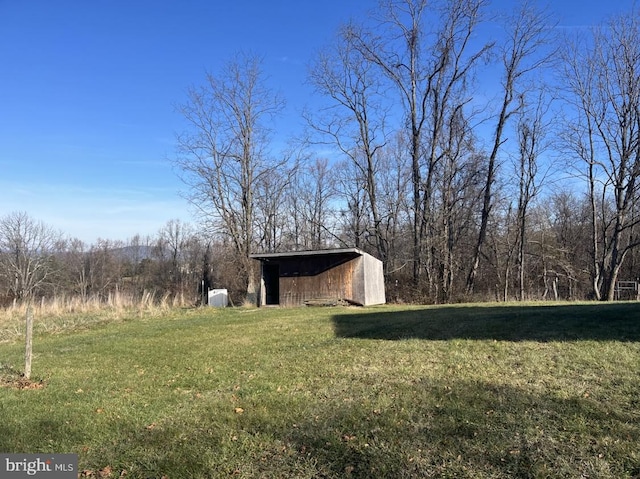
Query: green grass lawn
1 302 639 478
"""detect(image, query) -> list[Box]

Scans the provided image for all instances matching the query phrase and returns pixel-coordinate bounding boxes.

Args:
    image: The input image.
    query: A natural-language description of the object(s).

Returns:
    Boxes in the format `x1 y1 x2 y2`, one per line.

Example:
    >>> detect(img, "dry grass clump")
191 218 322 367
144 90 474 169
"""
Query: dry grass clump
0 291 193 343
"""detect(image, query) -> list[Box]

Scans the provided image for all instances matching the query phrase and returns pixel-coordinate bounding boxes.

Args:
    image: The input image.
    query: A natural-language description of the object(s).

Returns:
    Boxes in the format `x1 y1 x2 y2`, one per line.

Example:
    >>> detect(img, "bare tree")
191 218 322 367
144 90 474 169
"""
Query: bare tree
87 239 125 299
176 53 286 301
0 211 63 300
157 219 193 295
334 157 369 249
307 28 389 263
491 201 518 301
466 0 555 294
560 32 604 299
374 132 413 277
435 111 485 302
514 92 551 300
254 154 300 253
0 212 62 379
285 158 338 250
547 191 590 299
62 238 91 300
345 0 492 290
561 8 640 300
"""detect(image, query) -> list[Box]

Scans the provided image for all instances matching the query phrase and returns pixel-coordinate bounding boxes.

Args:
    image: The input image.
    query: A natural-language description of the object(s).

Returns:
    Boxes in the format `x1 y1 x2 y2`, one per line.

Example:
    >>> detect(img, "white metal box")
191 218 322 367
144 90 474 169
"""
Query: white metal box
208 289 228 307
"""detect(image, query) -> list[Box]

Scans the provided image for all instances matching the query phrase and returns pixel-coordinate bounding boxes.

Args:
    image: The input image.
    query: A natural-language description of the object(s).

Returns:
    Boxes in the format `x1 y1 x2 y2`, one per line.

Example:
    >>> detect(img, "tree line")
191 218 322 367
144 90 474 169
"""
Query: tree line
3 0 640 305
176 0 640 303
0 213 244 306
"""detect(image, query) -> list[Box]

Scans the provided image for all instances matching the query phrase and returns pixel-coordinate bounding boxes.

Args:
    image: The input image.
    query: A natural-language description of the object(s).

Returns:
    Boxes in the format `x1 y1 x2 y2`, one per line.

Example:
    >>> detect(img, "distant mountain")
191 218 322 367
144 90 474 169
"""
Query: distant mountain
110 245 155 262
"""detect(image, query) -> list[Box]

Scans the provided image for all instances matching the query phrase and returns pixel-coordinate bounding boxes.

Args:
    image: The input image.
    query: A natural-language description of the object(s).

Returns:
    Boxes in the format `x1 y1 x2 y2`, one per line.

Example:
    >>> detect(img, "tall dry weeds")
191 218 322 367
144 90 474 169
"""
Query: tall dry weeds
0 291 193 343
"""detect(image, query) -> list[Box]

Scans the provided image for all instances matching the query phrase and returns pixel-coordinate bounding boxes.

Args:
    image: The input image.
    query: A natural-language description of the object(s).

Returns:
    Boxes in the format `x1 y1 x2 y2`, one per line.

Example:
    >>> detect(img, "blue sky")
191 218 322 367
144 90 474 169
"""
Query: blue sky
0 0 635 244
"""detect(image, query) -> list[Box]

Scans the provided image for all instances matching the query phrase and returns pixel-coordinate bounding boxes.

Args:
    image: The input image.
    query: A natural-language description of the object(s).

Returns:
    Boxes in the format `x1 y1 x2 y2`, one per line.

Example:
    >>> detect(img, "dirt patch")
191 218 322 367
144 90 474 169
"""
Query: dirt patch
0 366 45 390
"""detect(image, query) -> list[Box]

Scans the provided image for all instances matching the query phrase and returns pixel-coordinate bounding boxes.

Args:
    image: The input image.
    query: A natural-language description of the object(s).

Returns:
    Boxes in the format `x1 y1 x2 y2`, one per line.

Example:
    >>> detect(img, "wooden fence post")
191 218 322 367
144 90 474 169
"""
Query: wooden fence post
25 305 33 380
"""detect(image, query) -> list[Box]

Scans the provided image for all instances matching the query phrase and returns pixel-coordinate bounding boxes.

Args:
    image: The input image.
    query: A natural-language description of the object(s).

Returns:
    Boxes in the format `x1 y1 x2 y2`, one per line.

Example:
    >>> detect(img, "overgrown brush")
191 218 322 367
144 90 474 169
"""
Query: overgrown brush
0 291 193 343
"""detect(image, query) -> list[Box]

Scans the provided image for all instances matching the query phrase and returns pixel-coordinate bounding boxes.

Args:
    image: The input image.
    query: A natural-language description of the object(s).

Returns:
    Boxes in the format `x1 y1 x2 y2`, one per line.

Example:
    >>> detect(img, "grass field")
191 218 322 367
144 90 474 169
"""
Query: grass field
0 302 639 478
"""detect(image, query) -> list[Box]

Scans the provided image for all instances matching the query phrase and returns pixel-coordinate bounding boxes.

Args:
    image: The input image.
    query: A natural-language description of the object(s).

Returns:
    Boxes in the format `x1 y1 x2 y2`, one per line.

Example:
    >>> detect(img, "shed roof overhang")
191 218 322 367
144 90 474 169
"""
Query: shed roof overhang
250 248 365 261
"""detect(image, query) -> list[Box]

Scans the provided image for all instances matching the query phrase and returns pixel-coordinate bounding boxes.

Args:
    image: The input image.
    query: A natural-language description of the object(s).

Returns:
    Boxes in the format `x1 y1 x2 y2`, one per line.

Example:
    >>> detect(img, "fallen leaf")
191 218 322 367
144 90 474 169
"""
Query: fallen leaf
234 407 244 414
98 465 113 478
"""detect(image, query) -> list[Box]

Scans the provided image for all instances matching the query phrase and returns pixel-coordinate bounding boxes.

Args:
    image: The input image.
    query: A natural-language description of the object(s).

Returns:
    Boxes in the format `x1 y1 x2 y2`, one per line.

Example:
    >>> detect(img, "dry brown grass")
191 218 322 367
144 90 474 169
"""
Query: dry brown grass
0 291 193 343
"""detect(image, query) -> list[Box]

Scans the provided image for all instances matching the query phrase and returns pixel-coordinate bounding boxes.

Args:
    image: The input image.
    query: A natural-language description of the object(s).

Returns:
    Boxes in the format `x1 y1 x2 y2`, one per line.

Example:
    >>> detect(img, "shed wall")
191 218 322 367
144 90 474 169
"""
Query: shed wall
253 249 386 307
279 259 355 306
362 253 386 305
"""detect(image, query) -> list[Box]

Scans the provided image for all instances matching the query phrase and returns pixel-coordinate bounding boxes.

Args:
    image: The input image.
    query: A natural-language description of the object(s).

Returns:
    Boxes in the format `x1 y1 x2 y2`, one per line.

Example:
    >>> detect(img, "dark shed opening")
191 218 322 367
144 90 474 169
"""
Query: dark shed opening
251 248 386 307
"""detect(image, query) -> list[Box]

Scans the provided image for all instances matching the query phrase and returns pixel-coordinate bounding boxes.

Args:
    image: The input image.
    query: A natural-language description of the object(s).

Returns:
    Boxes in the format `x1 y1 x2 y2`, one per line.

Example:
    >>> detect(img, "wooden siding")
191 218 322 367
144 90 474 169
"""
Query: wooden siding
252 248 385 307
278 258 356 306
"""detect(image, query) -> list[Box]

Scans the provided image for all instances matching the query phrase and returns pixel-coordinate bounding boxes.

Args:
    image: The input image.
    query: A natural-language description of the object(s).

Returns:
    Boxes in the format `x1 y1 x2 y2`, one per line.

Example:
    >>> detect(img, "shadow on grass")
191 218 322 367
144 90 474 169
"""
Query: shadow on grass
4 379 633 478
274 379 639 478
0 414 86 454
1 374 638 477
333 302 640 342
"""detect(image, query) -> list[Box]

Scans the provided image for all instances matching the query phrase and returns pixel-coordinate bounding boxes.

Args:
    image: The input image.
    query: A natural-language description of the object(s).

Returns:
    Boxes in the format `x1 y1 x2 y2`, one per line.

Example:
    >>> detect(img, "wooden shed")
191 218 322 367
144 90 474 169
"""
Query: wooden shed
250 248 386 307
